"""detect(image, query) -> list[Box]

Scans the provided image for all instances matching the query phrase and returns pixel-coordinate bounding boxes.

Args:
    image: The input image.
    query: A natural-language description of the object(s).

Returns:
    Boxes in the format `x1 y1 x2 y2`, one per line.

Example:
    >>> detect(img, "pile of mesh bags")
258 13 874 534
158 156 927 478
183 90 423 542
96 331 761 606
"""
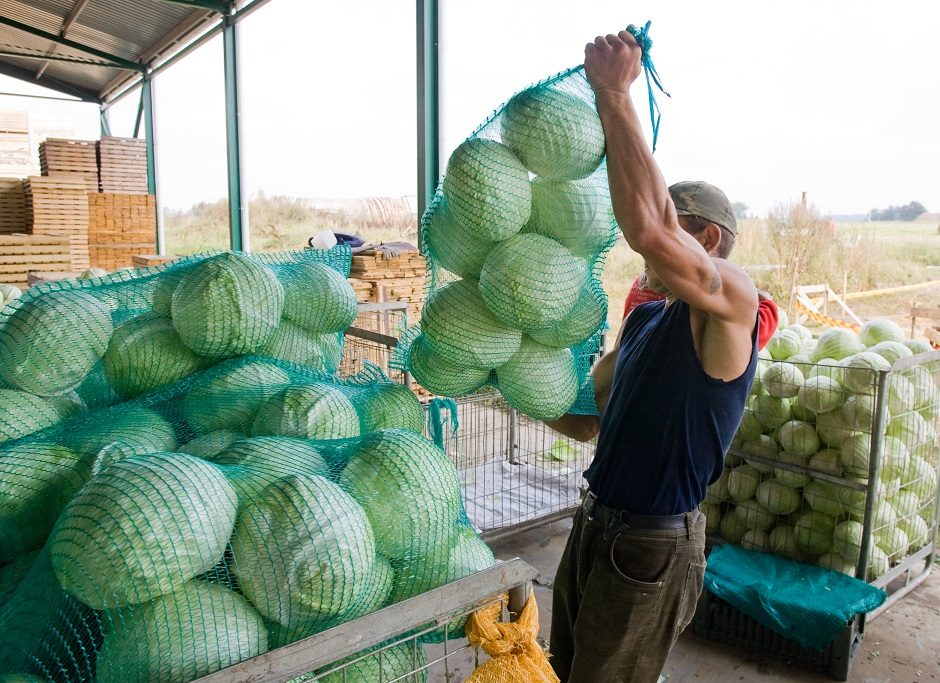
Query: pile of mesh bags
393 66 618 421
0 358 494 682
0 247 358 444
0 250 496 682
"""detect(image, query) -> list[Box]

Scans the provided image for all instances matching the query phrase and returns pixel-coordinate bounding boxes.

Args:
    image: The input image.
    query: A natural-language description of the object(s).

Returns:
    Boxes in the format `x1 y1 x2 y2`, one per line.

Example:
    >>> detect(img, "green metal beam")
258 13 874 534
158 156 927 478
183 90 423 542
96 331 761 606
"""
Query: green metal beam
0 15 145 72
0 61 100 102
142 77 165 255
223 16 249 252
99 106 111 136
158 0 231 14
416 0 440 228
0 49 121 68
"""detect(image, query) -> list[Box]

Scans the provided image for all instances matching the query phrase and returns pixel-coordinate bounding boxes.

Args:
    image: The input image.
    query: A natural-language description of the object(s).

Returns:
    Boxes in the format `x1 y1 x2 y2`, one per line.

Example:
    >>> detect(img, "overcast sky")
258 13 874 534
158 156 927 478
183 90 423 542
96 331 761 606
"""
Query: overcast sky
1 0 938 217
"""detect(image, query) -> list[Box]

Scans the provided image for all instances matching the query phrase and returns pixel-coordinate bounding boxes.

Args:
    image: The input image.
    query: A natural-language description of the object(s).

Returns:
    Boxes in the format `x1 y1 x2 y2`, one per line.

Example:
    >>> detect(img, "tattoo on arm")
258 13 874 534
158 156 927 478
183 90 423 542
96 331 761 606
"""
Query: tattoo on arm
709 265 721 293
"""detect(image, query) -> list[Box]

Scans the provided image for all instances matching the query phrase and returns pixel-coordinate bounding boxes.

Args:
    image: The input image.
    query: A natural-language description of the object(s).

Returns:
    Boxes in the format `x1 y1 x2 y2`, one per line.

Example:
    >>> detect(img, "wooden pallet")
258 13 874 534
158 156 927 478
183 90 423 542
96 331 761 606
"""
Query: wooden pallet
132 253 177 268
87 192 157 270
24 175 91 271
97 137 148 194
348 247 427 323
0 178 26 234
39 138 98 187
0 233 72 288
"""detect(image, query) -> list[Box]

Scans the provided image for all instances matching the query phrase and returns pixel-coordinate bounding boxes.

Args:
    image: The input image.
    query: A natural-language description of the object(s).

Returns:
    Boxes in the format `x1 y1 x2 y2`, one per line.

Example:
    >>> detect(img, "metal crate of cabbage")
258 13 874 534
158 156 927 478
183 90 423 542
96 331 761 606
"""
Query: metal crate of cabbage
189 559 537 682
692 349 940 680
341 308 598 539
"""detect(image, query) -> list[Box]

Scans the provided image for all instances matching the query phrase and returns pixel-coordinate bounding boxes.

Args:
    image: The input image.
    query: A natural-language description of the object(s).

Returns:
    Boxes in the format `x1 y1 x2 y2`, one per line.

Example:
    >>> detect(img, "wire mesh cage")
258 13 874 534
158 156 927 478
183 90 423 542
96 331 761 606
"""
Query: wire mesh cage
339 302 410 386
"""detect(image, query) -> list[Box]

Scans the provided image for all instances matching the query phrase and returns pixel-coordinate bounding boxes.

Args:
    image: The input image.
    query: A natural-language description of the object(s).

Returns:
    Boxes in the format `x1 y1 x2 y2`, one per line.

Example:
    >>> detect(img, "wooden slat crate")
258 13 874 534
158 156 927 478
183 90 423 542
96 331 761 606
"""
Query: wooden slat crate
24 175 90 271
88 192 156 270
0 178 26 234
0 233 72 288
348 247 427 323
97 137 148 194
39 138 99 187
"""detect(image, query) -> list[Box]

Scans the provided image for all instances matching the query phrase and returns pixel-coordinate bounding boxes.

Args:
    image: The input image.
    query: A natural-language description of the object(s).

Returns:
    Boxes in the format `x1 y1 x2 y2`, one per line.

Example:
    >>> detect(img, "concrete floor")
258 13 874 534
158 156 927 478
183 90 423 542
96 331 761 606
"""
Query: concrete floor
429 517 940 683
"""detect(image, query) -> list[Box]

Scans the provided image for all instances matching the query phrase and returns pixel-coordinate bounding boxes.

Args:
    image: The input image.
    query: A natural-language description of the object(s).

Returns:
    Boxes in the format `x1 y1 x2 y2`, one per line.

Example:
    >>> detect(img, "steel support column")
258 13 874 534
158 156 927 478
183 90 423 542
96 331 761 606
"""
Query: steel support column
142 76 165 255
416 0 440 233
223 14 249 252
99 105 111 137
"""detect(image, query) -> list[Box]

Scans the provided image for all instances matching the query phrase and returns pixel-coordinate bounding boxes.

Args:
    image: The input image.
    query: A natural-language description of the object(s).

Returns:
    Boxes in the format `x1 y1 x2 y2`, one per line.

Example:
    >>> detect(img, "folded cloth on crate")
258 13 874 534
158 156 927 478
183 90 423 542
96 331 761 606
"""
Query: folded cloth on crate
703 543 886 650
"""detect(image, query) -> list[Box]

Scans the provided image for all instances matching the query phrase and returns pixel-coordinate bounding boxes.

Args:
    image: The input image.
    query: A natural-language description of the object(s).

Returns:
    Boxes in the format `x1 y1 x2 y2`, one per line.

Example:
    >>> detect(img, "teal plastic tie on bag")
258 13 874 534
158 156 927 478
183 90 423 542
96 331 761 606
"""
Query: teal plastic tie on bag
626 20 671 152
426 397 459 449
703 543 886 650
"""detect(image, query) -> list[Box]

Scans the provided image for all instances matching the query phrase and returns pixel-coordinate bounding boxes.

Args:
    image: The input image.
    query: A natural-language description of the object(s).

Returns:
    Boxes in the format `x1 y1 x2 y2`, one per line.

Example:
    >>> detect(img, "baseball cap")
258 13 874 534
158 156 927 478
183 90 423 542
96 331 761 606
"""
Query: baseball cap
668 180 737 235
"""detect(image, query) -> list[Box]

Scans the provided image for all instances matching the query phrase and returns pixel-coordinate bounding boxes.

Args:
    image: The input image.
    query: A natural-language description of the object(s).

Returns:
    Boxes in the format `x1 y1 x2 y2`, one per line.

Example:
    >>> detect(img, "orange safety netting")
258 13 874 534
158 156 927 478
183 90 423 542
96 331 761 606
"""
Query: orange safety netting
464 592 559 683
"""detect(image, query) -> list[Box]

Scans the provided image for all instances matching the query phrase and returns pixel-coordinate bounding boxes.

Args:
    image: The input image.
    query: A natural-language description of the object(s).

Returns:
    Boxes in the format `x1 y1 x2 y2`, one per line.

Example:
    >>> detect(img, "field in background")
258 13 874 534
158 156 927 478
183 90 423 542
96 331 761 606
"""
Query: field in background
165 196 940 341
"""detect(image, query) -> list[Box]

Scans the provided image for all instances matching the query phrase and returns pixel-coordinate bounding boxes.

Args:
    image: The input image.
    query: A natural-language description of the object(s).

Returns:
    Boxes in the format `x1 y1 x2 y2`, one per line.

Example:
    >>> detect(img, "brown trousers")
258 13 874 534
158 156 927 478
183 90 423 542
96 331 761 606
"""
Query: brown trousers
549 502 706 683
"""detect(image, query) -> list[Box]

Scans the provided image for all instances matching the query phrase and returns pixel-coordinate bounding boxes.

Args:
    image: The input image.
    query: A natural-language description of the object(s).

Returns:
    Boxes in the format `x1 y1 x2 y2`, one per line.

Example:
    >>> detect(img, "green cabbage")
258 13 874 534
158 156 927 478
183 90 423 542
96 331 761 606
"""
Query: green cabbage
525 176 615 259
740 434 778 473
171 252 284 360
442 138 531 242
340 429 462 559
500 86 605 180
252 384 360 440
768 525 801 560
425 196 496 280
704 468 730 504
701 502 721 534
0 390 65 443
0 290 113 396
762 362 804 398
772 451 811 488
787 324 813 340
102 313 204 398
357 383 425 435
797 376 844 415
232 473 376 630
811 328 864 362
868 340 912 365
753 394 792 429
903 339 933 355
802 480 844 517
818 552 856 576
96 581 267 683
0 442 90 563
809 448 843 477
182 360 291 434
528 284 606 349
260 320 341 372
841 352 891 394
840 394 879 431
719 510 749 543
767 331 801 361
735 410 765 441
408 333 491 397
898 515 930 550
740 529 770 552
276 262 358 334
215 436 331 499
494 338 579 420
794 511 836 557
479 233 587 333
317 642 428 683
859 318 905 346
875 526 909 560
831 520 864 561
814 409 856 446
420 280 522 370
65 406 176 460
839 433 872 477
755 479 801 514
177 429 244 459
727 464 761 503
887 374 917 415
776 419 820 456
50 453 237 609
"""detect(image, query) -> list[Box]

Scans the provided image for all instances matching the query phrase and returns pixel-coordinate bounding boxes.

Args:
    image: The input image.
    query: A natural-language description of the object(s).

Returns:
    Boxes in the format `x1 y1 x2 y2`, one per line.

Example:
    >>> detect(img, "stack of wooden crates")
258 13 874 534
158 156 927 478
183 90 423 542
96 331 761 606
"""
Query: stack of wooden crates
0 135 155 287
348 247 427 324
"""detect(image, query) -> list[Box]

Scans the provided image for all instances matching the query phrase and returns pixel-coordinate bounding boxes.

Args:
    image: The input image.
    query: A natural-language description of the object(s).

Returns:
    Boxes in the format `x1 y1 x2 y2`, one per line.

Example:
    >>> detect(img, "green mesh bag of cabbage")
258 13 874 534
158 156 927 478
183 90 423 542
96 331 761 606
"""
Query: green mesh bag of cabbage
0 358 495 682
0 246 357 444
392 66 616 421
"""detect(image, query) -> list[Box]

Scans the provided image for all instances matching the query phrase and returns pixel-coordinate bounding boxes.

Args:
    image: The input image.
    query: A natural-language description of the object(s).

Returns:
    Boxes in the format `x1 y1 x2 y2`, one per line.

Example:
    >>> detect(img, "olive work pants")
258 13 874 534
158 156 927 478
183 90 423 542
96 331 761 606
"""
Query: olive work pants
549 501 707 683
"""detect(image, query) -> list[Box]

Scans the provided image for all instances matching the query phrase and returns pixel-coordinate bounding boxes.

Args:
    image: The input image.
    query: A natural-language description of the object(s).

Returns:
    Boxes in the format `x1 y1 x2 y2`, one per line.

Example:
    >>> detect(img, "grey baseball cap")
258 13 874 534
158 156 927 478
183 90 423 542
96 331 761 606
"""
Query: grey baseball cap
668 180 737 235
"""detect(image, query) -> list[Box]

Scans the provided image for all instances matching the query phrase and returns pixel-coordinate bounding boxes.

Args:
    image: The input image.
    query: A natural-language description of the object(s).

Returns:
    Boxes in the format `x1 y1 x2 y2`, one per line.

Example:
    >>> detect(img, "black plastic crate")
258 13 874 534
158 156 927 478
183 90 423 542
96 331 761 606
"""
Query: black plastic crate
690 590 864 681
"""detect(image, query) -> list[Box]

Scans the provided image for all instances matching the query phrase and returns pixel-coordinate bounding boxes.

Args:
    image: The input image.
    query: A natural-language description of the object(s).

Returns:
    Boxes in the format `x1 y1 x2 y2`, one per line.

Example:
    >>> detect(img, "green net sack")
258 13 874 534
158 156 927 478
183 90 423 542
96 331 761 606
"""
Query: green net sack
0 247 356 445
0 357 494 681
392 66 616 420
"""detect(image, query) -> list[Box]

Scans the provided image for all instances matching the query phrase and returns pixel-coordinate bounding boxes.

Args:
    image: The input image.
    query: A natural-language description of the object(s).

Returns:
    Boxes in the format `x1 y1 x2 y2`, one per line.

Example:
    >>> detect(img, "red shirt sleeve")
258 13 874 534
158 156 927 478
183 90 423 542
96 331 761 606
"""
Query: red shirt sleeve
623 276 665 319
757 297 779 350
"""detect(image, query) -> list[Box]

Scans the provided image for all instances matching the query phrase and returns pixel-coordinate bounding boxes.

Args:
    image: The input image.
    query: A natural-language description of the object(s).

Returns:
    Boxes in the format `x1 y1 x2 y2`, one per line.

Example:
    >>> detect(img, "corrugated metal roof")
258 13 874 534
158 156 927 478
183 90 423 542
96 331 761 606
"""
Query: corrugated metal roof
0 0 227 103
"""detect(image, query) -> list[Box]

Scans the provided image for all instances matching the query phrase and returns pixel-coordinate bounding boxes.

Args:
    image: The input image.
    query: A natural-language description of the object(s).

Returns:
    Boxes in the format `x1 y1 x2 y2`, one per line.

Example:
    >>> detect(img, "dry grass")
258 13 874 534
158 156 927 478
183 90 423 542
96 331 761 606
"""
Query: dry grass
165 195 939 340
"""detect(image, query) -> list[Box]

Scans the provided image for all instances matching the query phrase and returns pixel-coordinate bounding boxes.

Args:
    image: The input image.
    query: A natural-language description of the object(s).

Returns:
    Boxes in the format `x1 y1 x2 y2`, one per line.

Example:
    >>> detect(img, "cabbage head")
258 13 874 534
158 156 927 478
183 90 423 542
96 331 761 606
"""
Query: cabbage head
215 436 330 499
479 233 587 333
178 429 243 459
64 406 176 460
171 252 284 360
500 86 605 180
232 473 376 631
408 334 491 397
797 376 844 415
719 511 749 544
495 338 579 420
868 340 912 365
753 394 792 429
442 138 530 242
776 419 820 456
528 283 607 349
762 362 803 398
0 442 90 563
811 328 864 362
0 290 113 396
276 262 358 334
425 196 496 280
525 176 615 259
252 384 360 440
420 280 521 370
794 511 836 557
726 464 761 503
260 320 341 372
96 581 267 683
802 480 844 517
340 429 462 559
317 642 428 683
769 525 801 561
50 453 237 609
102 313 204 398
0 390 66 444
767 331 801 361
859 318 905 347
841 352 891 394
755 480 801 514
356 383 425 435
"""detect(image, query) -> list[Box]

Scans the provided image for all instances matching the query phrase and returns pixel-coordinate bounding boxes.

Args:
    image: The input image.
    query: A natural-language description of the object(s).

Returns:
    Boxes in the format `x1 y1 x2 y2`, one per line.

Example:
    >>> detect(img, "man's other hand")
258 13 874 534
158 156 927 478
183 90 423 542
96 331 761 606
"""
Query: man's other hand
584 30 643 95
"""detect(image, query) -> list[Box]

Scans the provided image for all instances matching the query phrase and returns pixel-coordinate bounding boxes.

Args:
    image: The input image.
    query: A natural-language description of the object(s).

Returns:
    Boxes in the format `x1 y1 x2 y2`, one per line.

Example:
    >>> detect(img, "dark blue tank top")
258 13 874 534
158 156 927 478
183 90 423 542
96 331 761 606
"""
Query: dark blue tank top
584 299 758 515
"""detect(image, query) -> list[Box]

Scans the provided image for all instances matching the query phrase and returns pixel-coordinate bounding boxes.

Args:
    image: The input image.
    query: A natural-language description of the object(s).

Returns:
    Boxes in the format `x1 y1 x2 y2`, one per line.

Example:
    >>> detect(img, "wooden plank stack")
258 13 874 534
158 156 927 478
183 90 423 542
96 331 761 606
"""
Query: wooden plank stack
39 138 98 188
0 178 27 234
132 253 177 268
349 247 427 322
97 136 148 194
0 233 72 288
0 111 32 177
24 175 91 271
88 193 157 270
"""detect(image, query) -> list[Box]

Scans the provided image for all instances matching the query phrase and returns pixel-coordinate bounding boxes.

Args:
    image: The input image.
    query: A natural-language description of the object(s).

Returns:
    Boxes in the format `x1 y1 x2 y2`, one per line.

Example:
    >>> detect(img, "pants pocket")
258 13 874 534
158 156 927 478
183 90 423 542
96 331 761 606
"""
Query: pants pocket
608 532 676 589
673 560 706 643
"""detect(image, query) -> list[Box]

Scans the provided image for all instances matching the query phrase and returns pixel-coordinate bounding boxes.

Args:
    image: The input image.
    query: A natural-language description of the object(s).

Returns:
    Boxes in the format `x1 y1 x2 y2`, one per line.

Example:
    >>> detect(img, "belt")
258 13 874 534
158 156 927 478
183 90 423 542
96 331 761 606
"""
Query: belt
582 490 698 530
